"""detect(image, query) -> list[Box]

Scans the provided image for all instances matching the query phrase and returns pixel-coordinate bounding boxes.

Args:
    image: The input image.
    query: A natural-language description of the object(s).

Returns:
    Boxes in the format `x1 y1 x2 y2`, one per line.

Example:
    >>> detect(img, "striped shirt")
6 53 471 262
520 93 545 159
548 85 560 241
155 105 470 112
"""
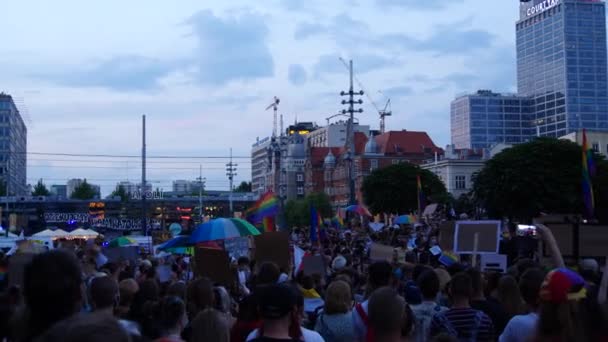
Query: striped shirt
429 307 494 342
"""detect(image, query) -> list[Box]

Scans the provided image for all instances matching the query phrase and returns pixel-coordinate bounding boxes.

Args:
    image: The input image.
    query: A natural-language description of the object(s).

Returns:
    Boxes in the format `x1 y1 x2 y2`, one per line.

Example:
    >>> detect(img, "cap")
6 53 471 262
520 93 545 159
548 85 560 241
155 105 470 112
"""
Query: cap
332 256 347 271
580 259 599 273
540 268 587 303
258 284 297 319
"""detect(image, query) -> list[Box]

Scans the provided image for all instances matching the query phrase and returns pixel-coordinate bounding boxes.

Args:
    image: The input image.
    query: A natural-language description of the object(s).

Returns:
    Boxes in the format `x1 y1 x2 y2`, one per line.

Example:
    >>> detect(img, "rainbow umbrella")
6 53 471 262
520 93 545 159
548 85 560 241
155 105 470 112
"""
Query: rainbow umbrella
158 235 191 250
190 218 261 243
344 205 372 217
394 215 417 225
108 236 137 248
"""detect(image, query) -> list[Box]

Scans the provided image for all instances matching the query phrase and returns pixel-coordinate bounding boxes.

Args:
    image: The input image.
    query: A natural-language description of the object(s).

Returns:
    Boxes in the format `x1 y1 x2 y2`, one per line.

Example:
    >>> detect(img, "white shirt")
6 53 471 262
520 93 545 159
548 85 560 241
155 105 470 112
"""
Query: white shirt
352 300 369 342
247 326 325 342
499 312 538 342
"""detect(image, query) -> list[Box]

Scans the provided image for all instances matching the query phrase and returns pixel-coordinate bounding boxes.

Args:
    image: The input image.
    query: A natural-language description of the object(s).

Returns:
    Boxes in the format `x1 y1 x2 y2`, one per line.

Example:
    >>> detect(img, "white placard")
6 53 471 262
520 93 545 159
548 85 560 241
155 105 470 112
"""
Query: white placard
481 254 507 274
454 220 501 254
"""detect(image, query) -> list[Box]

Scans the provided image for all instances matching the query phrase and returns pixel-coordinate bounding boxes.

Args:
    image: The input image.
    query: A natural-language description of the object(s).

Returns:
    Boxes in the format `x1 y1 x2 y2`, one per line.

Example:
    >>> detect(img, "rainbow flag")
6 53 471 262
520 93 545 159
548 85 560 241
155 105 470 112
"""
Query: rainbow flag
262 216 276 233
332 214 345 229
439 252 459 267
417 175 425 214
246 191 279 225
582 129 595 217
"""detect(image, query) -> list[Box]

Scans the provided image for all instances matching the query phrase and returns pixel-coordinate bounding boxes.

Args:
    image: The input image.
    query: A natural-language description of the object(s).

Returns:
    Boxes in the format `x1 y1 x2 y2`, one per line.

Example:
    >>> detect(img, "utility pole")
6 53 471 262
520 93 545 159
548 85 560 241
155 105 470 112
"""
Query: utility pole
226 148 237 216
340 60 364 205
197 165 206 222
141 115 147 235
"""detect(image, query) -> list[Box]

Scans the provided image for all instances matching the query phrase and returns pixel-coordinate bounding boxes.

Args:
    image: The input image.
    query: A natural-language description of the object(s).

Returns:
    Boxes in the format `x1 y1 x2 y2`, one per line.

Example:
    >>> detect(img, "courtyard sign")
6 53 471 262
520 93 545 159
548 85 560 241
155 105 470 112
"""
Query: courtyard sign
527 0 560 17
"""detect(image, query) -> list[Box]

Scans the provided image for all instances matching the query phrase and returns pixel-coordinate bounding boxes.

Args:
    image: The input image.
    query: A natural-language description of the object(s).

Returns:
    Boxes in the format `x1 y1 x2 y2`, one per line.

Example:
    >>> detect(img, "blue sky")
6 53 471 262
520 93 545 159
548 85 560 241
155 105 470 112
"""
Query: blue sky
1 0 522 195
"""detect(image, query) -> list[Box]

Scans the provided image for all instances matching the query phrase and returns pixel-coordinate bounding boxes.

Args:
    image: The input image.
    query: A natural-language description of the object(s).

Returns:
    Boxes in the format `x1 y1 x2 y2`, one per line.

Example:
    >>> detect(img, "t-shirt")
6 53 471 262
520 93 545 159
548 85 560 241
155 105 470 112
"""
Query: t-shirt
471 298 510 335
411 301 448 342
429 307 494 342
247 327 325 342
499 313 538 342
351 300 369 342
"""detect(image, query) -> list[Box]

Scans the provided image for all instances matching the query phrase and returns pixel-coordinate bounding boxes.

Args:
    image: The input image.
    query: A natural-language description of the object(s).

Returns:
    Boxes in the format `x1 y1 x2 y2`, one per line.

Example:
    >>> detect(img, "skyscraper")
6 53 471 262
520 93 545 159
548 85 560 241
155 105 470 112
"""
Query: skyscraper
0 93 27 196
516 0 608 136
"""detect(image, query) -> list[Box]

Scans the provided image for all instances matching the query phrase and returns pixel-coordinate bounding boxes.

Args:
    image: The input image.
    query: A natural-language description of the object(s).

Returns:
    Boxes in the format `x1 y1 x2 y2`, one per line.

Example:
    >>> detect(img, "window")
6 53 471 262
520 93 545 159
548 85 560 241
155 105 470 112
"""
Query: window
296 173 304 182
392 159 400 165
297 187 304 195
592 143 599 152
371 159 378 170
455 175 466 190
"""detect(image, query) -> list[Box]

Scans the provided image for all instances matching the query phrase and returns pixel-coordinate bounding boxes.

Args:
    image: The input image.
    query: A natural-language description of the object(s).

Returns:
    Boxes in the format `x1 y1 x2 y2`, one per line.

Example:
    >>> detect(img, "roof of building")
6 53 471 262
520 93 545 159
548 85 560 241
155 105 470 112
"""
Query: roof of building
309 147 343 167
354 132 368 154
374 130 442 155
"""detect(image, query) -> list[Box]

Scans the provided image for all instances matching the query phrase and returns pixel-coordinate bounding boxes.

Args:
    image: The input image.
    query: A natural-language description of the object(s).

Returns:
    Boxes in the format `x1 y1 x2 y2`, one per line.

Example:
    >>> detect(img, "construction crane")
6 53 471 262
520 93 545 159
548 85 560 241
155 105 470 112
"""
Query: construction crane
265 96 280 137
338 57 393 133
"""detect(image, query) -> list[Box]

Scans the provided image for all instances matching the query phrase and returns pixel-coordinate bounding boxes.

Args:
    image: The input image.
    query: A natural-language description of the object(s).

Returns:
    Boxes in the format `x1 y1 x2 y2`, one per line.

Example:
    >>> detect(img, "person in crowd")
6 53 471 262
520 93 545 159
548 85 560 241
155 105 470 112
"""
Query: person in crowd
353 261 393 342
534 267 607 342
231 294 262 342
117 278 139 319
215 285 237 328
579 258 600 287
38 311 131 342
130 279 161 339
411 269 448 342
191 302 231 342
247 283 299 342
155 296 188 342
467 268 508 336
254 262 281 287
21 250 84 341
497 275 524 320
314 280 355 342
368 286 410 342
297 273 325 316
429 272 494 341
499 268 545 342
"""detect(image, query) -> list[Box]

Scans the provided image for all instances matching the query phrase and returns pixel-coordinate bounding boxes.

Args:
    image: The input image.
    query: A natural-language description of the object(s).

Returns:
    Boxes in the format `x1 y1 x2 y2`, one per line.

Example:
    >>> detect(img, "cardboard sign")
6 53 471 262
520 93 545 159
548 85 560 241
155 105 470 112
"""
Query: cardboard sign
430 245 442 256
194 248 235 286
578 226 608 257
370 243 394 262
454 221 501 254
481 254 508 273
302 255 325 276
254 232 290 271
438 221 456 251
224 236 250 260
104 246 139 263
156 265 173 283
8 253 36 288
423 203 438 217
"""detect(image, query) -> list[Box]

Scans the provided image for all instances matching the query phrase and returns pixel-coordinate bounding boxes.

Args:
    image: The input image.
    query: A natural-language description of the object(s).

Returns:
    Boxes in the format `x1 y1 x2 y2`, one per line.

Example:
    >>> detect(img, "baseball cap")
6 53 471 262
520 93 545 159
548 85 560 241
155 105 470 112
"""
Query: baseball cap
580 258 599 273
540 268 587 303
258 284 297 319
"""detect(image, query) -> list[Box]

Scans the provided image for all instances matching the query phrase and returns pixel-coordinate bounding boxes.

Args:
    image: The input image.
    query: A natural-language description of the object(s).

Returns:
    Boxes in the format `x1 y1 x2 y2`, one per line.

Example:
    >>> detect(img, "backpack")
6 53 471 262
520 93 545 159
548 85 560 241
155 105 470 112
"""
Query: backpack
434 310 484 342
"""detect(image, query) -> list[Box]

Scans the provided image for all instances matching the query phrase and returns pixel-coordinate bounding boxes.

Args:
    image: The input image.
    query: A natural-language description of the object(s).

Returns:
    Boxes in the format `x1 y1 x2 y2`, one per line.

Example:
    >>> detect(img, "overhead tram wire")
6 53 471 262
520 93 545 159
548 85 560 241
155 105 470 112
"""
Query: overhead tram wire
26 158 251 165
17 151 251 159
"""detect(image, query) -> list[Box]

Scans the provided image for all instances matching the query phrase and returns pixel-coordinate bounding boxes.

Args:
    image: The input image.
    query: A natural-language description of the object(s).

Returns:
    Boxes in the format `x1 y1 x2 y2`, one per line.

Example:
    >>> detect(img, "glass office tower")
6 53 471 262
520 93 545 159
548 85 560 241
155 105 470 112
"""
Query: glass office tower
516 0 608 136
451 90 534 149
0 93 27 196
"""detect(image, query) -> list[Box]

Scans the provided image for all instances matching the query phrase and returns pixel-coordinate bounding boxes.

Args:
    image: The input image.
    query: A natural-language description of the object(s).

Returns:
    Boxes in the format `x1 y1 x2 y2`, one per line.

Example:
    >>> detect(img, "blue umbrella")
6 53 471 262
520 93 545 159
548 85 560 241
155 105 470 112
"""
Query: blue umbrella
190 218 261 243
158 235 191 250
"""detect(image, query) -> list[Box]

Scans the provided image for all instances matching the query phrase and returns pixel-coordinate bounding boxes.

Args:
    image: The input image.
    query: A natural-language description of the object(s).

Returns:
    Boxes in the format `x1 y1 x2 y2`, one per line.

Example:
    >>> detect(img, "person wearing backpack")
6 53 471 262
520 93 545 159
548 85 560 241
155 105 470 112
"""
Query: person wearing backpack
429 272 494 342
352 261 393 342
410 270 447 342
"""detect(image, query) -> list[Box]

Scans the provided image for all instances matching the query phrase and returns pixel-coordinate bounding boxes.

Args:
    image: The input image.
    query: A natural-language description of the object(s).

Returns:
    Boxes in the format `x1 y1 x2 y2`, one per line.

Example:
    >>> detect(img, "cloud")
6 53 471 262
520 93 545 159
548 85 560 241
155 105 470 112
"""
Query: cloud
382 85 413 98
313 53 394 78
288 64 307 86
375 0 465 10
293 13 368 46
294 22 325 40
36 55 174 91
187 10 274 85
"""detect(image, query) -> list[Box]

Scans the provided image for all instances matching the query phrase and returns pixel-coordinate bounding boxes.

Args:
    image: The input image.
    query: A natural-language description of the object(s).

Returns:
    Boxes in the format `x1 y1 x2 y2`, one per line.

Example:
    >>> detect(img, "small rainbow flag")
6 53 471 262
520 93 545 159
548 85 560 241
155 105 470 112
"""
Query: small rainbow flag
262 216 276 233
582 129 595 218
332 215 345 229
439 251 459 267
417 175 425 214
256 192 279 218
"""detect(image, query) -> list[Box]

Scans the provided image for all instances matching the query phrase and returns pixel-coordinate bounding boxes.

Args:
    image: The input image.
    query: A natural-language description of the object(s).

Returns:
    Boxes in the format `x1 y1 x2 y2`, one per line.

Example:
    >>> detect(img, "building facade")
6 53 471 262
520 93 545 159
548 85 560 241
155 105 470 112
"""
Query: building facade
307 121 370 148
0 93 27 196
517 0 608 136
560 129 608 156
66 179 100 199
50 184 67 199
451 90 535 149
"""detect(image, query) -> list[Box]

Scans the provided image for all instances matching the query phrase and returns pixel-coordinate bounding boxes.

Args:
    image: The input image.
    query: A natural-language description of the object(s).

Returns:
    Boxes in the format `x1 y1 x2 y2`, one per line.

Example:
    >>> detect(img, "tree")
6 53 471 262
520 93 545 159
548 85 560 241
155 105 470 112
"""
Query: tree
110 185 129 202
32 179 50 196
471 138 608 222
71 179 98 200
235 181 252 192
361 163 447 214
284 192 334 228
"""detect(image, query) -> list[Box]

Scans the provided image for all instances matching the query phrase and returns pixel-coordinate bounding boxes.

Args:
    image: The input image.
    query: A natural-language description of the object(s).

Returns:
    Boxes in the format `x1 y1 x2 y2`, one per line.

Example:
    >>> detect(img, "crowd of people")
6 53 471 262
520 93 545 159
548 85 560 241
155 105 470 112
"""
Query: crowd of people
0 218 607 342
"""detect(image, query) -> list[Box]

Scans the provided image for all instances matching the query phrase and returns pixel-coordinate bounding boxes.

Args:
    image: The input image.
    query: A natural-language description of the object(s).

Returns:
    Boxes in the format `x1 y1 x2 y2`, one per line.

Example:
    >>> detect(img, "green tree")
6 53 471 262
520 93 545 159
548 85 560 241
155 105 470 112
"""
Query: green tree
361 163 447 214
235 181 252 192
283 192 334 228
472 138 608 222
32 179 50 196
110 185 129 202
71 179 97 200
453 193 476 218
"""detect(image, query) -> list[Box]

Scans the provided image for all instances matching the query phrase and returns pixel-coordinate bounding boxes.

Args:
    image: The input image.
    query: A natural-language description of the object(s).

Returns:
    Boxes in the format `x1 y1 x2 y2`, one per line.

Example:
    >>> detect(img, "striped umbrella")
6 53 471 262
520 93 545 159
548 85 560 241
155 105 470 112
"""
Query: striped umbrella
158 235 191 250
108 236 137 248
344 205 372 217
190 218 261 243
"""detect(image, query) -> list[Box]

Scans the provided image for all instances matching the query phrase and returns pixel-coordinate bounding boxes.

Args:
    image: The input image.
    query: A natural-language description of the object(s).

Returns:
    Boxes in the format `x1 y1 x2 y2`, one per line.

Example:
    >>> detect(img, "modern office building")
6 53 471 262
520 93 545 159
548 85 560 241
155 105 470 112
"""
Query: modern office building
50 184 67 199
451 90 535 149
66 178 101 199
0 93 27 196
307 121 370 148
517 0 608 136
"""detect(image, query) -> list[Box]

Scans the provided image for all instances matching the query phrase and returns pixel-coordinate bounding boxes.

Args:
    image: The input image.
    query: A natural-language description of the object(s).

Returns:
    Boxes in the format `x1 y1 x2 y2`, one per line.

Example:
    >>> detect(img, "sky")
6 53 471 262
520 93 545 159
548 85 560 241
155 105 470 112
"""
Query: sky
1 0 523 195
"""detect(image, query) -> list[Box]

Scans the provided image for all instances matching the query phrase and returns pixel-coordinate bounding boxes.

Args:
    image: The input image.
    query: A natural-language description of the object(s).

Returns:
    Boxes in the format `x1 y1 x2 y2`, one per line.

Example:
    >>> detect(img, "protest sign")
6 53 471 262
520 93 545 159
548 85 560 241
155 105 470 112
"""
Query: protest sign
156 265 173 283
369 223 385 232
370 243 394 262
254 232 290 271
438 221 456 251
454 221 501 254
293 246 305 273
8 253 35 288
481 254 508 273
302 255 325 276
430 245 442 256
194 248 235 286
423 203 438 217
104 246 139 263
224 236 250 260
579 226 608 257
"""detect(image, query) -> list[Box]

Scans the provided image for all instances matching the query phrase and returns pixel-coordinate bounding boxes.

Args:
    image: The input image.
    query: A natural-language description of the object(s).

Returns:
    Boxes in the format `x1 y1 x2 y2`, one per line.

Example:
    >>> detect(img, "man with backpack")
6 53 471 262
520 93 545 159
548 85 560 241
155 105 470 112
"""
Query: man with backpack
352 261 393 342
429 272 494 341
410 269 447 342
